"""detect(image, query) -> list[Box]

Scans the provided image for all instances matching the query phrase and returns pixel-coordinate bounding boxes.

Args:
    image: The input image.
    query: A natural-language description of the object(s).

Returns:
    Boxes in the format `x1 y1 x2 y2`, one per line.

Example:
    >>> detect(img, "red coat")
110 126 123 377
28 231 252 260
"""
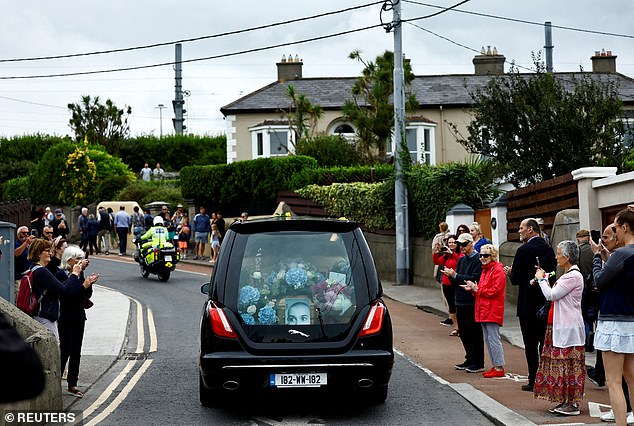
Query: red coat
432 251 462 286
474 261 506 325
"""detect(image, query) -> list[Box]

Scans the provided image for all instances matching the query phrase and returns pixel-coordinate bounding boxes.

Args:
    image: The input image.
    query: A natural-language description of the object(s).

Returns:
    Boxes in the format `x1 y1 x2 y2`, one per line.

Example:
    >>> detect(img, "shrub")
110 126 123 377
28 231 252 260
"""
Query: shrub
3 177 30 201
116 180 184 207
29 142 135 205
297 182 394 231
181 156 318 215
406 159 501 237
0 134 68 183
112 134 226 173
288 164 394 188
295 135 361 166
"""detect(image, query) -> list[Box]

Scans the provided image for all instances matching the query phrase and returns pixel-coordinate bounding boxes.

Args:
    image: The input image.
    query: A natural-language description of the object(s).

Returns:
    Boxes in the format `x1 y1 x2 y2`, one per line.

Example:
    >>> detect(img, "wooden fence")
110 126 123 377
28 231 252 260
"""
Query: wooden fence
0 200 32 228
505 173 579 242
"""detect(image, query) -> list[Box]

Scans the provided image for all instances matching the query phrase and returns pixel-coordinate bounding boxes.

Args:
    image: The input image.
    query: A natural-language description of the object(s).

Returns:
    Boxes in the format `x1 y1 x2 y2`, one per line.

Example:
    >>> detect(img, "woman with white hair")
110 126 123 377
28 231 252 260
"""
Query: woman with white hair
533 240 585 416
56 244 96 398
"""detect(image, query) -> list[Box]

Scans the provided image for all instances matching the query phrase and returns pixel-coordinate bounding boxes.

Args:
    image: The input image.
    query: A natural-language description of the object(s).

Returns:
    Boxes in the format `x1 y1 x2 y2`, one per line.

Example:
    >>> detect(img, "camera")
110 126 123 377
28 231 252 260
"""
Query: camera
30 229 38 237
439 245 450 254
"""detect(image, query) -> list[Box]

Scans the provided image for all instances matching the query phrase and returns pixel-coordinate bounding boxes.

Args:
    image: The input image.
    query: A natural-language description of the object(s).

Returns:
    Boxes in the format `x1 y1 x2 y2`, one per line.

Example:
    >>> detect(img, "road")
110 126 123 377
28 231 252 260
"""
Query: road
70 257 495 425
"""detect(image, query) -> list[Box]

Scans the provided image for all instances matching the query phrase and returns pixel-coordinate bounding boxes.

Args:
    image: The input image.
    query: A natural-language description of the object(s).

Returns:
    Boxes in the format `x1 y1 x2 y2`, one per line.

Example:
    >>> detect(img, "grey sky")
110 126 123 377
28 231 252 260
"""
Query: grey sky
1 0 632 138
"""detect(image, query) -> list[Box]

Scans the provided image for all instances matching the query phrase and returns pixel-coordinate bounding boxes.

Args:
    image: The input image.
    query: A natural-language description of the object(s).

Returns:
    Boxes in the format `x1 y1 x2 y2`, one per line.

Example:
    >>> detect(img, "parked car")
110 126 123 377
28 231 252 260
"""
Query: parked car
199 217 394 406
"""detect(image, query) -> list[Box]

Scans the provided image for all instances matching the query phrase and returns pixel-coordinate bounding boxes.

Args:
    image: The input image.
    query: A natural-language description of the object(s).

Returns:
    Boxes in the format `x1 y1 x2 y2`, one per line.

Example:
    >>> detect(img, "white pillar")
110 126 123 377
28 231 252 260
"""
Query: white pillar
446 203 474 235
572 167 617 231
489 194 507 248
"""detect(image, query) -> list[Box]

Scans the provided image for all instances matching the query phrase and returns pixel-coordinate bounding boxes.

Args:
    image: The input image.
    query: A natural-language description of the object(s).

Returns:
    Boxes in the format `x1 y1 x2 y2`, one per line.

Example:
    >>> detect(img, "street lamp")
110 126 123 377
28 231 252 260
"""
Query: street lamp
155 104 166 138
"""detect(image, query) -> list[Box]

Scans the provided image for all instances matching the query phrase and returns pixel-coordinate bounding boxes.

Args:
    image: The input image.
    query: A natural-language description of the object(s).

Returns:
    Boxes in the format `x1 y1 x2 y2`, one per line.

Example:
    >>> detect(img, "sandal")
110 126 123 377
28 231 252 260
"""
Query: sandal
450 329 459 337
67 387 84 398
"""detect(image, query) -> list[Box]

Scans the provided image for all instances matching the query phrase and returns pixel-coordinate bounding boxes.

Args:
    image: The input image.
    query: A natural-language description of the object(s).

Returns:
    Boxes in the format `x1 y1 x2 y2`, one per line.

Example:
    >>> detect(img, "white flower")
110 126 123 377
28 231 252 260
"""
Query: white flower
306 271 315 279
267 300 276 307
277 270 286 281
252 272 262 279
247 305 257 315
333 294 352 313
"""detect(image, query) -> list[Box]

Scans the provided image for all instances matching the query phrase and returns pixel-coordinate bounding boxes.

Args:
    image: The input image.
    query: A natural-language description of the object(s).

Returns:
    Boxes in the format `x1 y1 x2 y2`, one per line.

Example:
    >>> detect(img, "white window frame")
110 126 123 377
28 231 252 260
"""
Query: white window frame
390 123 436 165
250 124 295 158
327 120 357 141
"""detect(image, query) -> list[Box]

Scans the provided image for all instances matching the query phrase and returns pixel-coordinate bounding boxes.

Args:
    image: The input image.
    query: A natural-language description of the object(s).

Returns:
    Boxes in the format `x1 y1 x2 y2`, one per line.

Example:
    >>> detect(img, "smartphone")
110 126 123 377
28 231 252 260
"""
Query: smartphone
30 229 38 237
591 230 601 244
535 256 540 268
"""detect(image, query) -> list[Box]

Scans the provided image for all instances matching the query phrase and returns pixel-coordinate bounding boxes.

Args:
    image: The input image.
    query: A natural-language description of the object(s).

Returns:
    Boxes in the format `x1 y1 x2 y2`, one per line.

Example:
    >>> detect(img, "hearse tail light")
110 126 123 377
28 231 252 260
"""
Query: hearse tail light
208 302 237 339
358 300 386 337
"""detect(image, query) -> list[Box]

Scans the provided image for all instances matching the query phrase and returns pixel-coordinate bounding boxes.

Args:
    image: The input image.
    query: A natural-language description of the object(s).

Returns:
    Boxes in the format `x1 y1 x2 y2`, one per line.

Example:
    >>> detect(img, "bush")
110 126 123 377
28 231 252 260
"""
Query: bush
29 142 135 205
112 134 226 173
116 180 184 207
297 182 394 231
181 156 318 215
288 164 394 189
406 159 501 237
3 177 30 201
0 134 69 183
295 135 361 166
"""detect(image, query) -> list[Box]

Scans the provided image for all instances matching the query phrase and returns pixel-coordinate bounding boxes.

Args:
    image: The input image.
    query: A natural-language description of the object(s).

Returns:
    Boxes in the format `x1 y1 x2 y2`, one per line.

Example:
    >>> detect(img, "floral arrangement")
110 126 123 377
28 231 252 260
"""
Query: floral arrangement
266 257 325 295
311 279 353 314
237 285 278 325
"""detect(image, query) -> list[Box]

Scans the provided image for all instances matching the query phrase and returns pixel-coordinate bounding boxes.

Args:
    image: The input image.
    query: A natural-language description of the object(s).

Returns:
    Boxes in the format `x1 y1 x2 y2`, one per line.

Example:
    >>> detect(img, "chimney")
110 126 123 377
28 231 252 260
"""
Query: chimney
591 49 617 73
473 46 505 76
276 54 303 82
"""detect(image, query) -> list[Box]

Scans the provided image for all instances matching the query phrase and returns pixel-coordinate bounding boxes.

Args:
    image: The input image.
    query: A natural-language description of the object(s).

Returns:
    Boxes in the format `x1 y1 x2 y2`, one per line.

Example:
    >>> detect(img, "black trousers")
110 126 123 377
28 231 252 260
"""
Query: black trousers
116 227 128 254
456 304 484 368
58 318 86 388
519 315 546 385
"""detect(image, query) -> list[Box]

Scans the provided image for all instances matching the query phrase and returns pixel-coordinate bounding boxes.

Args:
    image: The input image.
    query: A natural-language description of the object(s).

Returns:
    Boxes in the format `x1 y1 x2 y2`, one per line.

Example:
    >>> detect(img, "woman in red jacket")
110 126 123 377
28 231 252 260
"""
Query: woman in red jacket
463 244 506 377
432 234 462 336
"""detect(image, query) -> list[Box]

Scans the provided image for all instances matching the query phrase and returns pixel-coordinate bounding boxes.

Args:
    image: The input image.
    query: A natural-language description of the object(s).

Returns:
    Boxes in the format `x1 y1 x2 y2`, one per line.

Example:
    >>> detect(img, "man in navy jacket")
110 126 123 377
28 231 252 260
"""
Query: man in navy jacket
506 217 556 392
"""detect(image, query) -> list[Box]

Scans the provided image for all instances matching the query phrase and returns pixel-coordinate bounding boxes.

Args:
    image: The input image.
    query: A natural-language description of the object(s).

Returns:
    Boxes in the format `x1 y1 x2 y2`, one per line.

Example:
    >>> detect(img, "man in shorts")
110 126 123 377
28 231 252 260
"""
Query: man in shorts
193 207 211 260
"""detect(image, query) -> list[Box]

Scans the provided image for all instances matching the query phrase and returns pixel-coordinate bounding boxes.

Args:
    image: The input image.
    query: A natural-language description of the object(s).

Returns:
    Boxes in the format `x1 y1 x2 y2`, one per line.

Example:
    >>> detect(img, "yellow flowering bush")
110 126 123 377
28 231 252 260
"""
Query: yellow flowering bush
59 137 97 206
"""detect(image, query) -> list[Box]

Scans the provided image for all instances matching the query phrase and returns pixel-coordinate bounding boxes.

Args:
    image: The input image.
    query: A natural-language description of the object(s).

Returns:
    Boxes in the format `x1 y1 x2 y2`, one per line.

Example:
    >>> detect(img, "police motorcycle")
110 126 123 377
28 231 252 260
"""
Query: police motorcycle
133 217 180 282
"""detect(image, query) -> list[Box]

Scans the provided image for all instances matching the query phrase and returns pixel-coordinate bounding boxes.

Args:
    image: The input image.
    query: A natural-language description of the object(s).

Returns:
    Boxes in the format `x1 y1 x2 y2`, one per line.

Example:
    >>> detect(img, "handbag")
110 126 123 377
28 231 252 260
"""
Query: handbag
536 300 551 322
83 297 94 310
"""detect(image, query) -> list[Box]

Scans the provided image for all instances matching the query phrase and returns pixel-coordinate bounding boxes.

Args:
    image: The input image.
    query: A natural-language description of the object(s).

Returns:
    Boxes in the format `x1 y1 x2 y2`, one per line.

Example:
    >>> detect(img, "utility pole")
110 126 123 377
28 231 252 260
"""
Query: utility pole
155 104 166 138
392 1 409 285
544 21 553 73
173 43 186 135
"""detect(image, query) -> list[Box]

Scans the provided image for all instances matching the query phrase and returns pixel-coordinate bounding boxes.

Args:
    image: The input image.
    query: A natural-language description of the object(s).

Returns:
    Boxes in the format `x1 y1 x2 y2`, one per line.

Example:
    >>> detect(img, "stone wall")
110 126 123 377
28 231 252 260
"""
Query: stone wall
0 299 62 412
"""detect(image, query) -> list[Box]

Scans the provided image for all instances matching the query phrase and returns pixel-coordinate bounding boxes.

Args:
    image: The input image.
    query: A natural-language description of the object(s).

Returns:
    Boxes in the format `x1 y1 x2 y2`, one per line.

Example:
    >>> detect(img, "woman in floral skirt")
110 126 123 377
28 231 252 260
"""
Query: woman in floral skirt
533 240 585 416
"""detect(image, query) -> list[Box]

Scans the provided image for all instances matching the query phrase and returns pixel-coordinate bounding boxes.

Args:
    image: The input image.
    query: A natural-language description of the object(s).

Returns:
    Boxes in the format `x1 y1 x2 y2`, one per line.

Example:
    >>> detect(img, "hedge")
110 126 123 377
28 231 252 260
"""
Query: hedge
181 156 318 215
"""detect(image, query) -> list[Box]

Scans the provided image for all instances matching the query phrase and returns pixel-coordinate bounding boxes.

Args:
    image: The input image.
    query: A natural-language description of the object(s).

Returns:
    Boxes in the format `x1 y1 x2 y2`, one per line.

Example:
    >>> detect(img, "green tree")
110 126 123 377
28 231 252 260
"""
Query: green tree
343 50 418 161
284 85 324 150
68 95 132 152
451 58 627 187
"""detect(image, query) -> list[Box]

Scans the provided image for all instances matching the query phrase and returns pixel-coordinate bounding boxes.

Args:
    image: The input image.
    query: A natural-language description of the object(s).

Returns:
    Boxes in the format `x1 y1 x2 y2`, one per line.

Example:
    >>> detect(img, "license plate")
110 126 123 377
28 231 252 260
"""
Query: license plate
270 373 327 388
164 255 172 261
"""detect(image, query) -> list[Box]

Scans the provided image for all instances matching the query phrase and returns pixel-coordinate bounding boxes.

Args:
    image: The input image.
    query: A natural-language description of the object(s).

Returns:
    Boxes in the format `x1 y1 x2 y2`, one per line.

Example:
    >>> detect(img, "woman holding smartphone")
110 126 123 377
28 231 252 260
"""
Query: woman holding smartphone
56 245 99 398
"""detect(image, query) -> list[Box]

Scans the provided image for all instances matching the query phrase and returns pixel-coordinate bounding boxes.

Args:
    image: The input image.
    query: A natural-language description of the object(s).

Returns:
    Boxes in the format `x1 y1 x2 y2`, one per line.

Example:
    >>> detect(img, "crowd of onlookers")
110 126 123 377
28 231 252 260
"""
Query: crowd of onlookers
432 209 634 423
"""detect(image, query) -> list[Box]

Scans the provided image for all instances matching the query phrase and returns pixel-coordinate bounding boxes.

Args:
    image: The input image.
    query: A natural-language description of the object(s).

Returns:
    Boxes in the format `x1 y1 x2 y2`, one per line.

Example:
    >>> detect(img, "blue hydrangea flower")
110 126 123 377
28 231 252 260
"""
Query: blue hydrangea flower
240 312 255 325
239 285 260 307
267 271 278 286
285 267 308 289
258 306 277 325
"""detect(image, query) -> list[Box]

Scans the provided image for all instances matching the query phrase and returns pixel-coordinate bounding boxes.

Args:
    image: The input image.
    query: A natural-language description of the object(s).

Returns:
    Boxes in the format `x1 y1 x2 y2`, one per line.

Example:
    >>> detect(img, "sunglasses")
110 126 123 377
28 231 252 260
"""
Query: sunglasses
480 253 492 258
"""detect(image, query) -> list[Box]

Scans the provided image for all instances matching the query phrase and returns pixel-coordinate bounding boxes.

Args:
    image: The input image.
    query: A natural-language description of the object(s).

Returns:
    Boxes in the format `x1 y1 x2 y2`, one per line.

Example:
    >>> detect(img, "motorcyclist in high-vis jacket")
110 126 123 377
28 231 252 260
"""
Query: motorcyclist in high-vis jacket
139 216 171 263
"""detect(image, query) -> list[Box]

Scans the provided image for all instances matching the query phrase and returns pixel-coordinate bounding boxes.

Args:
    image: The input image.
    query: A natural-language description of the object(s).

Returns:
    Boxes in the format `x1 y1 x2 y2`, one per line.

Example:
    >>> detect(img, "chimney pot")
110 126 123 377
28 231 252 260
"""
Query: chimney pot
277 55 304 82
591 50 617 73
473 49 505 75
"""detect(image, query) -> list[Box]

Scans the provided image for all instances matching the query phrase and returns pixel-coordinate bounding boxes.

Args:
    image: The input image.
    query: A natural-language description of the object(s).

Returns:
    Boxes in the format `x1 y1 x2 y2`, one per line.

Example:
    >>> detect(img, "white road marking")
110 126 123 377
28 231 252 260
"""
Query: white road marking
84 359 153 426
131 297 144 354
394 348 450 385
148 308 157 353
78 360 136 423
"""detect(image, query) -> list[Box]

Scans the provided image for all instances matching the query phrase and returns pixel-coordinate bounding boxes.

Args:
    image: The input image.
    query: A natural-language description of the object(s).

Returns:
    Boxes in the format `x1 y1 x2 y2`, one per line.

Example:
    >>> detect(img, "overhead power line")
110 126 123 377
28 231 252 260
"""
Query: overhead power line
0 2 384 63
404 0 634 40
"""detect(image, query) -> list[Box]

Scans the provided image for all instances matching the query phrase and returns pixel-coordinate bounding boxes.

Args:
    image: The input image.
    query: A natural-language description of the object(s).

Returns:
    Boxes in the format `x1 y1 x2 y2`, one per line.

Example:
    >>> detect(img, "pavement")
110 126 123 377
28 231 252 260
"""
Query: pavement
68 255 599 425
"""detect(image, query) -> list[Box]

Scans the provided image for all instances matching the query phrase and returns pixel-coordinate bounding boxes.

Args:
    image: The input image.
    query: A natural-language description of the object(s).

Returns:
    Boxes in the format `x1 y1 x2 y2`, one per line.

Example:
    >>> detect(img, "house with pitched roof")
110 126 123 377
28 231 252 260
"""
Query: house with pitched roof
220 50 634 165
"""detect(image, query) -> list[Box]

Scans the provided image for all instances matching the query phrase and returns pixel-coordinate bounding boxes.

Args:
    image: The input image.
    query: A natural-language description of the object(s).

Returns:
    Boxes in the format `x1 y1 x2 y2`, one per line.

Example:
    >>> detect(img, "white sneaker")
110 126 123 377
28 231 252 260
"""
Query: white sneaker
600 410 634 424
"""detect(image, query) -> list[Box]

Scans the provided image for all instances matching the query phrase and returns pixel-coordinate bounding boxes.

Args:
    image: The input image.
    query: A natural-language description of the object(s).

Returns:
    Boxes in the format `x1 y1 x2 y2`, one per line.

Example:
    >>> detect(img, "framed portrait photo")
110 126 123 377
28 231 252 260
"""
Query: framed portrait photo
280 296 313 325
